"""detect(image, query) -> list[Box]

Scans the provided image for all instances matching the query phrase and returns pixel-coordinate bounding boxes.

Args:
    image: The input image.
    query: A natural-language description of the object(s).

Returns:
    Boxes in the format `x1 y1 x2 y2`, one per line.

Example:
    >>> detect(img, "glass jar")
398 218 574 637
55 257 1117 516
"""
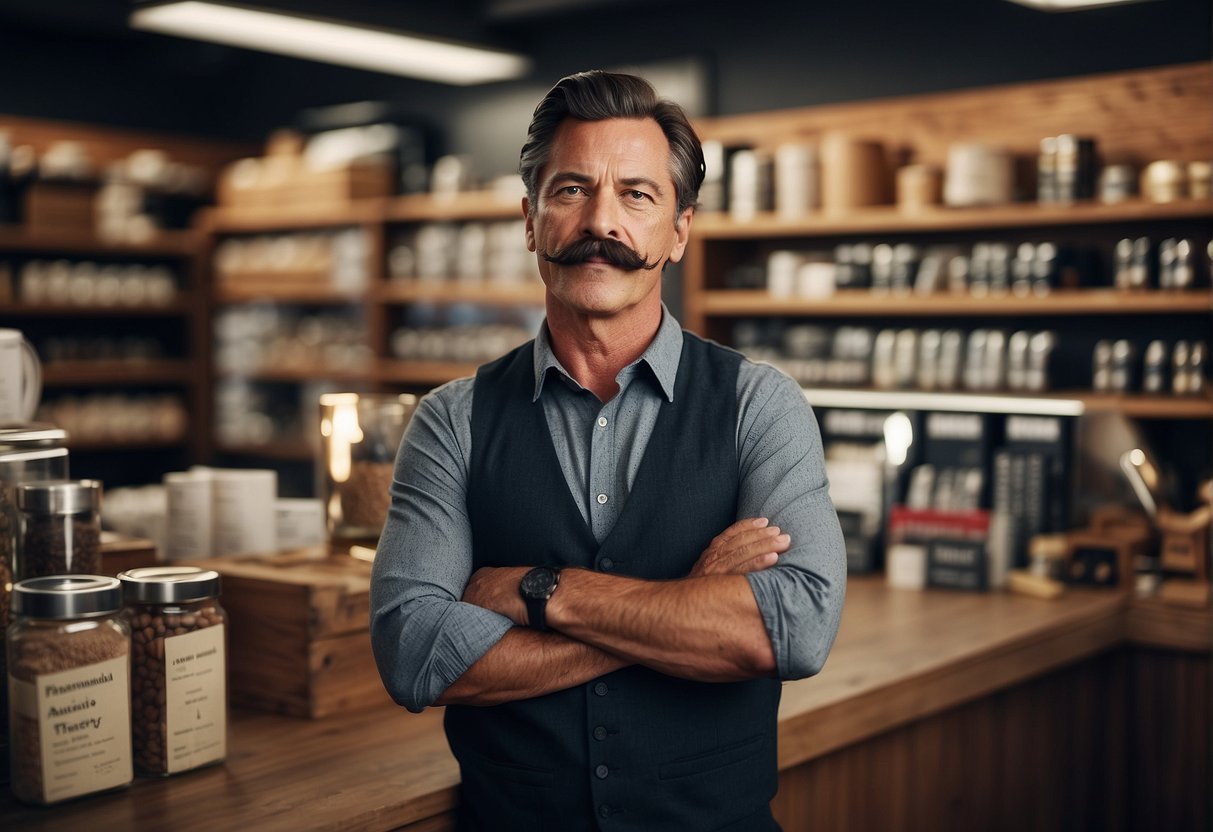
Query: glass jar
318 392 418 548
118 566 227 776
7 575 132 804
0 424 69 630
15 479 102 581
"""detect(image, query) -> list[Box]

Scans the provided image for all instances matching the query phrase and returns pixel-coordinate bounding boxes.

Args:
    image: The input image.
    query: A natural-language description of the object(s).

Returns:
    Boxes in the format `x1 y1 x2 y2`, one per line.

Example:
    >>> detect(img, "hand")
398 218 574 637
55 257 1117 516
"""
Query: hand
463 566 530 625
689 517 790 578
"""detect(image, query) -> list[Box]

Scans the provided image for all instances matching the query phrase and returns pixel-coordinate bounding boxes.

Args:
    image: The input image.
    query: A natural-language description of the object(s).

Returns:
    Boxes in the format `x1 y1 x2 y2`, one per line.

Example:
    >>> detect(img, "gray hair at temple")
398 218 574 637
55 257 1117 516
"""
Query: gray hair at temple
519 70 706 219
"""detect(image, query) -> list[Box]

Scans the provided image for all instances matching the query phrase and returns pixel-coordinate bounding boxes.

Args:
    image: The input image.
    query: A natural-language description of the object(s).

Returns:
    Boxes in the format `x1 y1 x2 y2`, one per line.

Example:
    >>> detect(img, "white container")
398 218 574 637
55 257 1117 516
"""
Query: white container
163 470 213 560
275 498 327 551
209 469 277 556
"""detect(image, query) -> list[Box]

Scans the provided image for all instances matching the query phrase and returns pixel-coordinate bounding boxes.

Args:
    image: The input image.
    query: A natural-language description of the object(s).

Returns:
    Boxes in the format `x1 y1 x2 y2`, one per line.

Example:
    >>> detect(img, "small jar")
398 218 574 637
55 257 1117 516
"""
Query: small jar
118 566 227 776
14 479 102 581
7 575 132 804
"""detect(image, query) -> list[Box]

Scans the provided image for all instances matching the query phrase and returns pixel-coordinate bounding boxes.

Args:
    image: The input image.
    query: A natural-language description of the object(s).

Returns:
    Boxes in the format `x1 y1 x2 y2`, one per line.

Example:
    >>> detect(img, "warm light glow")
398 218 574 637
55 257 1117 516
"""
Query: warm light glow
320 393 364 484
131 1 531 85
882 412 914 468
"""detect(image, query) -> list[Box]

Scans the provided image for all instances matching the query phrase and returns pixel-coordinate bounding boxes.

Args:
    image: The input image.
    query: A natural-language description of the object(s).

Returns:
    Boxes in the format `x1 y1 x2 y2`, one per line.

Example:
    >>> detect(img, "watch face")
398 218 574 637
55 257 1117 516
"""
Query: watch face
521 567 557 598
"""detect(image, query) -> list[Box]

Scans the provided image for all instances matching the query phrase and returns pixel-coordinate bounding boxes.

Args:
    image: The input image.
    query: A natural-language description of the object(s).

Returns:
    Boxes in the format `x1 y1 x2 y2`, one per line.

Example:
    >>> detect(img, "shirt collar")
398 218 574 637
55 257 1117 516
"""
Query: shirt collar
532 304 682 403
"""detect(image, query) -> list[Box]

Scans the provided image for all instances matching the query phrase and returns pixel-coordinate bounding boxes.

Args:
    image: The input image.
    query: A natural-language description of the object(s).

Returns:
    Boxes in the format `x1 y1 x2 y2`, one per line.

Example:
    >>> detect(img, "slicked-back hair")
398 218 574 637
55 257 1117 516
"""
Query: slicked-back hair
519 70 705 218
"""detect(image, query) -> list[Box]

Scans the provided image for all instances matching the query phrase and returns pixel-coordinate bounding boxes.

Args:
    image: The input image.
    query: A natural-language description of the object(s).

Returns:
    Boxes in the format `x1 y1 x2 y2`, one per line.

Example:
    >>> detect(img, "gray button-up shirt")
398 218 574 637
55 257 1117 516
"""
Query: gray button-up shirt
371 307 846 712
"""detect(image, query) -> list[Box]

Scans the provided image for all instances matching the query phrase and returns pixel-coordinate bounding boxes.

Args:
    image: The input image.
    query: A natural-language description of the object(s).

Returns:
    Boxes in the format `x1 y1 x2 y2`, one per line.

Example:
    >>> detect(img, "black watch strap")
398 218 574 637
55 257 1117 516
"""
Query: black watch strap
525 593 549 631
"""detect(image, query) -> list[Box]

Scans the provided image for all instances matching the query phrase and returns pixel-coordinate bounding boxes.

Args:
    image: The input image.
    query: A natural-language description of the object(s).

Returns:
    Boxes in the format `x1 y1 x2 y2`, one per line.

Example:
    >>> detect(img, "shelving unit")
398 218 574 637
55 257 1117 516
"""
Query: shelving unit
683 61 1213 574
200 191 542 492
0 227 208 488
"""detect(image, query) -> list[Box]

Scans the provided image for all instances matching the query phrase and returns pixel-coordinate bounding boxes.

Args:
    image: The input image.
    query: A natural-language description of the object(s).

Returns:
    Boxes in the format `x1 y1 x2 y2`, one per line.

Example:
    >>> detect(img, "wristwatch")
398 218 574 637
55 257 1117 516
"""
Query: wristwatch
519 566 561 631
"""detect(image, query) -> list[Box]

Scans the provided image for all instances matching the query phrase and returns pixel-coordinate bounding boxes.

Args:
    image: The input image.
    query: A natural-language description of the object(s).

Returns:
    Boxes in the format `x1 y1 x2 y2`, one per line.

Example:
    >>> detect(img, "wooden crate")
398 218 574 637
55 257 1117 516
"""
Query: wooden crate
187 549 391 719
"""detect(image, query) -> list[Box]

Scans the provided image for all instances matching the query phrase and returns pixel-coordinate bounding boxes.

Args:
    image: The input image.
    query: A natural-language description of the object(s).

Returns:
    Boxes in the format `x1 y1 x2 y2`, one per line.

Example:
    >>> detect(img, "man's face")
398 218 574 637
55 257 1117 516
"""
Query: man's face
524 117 693 320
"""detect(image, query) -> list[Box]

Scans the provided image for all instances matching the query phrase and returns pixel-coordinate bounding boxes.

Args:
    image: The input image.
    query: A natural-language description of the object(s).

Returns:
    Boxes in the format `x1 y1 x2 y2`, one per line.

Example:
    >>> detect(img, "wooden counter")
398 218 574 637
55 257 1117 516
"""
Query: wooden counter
1 578 1202 830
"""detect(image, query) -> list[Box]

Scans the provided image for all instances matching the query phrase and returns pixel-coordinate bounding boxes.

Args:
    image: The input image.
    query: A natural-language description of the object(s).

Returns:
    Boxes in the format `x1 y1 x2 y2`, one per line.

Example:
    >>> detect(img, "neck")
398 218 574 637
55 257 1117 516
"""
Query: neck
545 300 662 402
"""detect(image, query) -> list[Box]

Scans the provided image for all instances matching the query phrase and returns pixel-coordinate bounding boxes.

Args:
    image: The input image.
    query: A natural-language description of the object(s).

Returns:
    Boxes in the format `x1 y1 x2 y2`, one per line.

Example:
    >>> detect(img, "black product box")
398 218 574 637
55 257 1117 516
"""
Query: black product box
1001 414 1071 532
927 539 988 590
922 411 990 472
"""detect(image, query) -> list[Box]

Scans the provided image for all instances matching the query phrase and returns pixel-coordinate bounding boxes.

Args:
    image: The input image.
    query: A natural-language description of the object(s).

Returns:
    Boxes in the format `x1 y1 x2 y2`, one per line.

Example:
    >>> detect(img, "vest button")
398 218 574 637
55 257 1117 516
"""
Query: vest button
597 493 609 505
599 557 614 572
593 725 608 741
599 804 612 818
593 681 608 696
595 764 610 779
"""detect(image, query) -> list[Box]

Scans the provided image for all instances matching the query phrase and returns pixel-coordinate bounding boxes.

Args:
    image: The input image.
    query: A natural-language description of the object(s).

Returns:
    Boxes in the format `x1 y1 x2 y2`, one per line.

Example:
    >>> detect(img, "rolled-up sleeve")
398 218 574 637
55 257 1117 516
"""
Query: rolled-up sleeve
370 381 512 712
737 364 847 680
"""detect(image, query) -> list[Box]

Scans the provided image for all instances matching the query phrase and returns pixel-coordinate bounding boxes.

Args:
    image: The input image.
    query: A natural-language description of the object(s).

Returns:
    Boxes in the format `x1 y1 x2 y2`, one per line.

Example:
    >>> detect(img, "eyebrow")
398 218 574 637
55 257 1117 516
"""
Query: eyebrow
547 171 666 195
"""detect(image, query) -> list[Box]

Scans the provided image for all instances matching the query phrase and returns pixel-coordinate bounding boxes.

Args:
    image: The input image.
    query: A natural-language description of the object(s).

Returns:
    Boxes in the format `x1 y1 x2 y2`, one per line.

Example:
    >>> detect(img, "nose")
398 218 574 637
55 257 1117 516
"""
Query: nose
581 190 620 240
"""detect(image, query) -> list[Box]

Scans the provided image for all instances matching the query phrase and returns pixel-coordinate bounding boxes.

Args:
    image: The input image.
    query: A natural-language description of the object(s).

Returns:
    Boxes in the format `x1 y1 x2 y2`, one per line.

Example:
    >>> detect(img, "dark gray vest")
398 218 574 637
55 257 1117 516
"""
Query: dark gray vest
451 331 780 832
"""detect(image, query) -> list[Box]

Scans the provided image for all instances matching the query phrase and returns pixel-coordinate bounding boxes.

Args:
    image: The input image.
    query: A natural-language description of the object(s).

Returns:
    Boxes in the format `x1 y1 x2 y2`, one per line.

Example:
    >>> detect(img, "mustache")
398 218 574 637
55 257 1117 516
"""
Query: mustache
541 238 661 271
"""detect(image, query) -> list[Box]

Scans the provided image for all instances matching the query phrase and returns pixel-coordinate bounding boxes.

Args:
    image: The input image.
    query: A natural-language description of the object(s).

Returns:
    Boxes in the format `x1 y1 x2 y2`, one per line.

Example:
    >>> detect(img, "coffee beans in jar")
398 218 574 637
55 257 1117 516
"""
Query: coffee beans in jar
118 566 227 776
15 479 102 581
7 575 132 804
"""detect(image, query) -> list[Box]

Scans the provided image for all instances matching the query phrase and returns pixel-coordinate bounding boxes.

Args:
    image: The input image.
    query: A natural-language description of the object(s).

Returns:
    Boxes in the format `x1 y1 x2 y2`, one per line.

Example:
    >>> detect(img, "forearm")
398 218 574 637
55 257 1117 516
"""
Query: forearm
546 569 776 682
436 626 628 706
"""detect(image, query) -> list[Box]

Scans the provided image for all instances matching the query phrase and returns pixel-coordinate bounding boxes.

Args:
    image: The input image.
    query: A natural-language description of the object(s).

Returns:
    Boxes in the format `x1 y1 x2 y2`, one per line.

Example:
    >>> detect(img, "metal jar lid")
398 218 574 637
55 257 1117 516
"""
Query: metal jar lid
0 423 69 451
16 479 103 514
12 575 122 619
118 566 221 604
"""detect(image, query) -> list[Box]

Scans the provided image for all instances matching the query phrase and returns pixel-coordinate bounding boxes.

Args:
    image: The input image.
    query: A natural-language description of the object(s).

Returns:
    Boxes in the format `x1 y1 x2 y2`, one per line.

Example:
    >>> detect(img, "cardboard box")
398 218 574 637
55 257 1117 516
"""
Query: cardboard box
187 549 390 718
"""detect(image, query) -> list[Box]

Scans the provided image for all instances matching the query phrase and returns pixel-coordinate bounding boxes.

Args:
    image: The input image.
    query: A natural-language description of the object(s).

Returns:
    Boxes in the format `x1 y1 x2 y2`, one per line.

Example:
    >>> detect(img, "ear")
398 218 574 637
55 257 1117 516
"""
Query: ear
523 196 537 253
666 206 695 264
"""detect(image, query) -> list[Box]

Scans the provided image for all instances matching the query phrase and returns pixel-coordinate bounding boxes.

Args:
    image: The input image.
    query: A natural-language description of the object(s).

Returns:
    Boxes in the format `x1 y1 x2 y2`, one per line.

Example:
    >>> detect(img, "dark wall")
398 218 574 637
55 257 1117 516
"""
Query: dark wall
0 0 1208 178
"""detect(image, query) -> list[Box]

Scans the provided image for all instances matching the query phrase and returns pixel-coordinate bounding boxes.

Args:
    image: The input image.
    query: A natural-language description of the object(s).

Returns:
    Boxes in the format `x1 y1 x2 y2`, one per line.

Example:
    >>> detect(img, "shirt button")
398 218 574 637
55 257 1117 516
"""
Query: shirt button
599 557 614 572
599 805 612 819
593 681 608 696
597 493 608 505
597 416 608 427
593 726 608 741
595 764 610 779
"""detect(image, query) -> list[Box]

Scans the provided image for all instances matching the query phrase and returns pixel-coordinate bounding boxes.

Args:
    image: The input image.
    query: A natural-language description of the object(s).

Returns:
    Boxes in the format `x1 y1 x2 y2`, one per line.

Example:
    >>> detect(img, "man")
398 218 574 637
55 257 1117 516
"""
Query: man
371 70 846 831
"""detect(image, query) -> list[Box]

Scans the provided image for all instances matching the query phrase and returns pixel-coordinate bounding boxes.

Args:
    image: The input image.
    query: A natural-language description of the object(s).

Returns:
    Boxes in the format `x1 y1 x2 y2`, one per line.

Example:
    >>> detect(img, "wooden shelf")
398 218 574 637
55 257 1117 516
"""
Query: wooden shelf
217 364 372 383
202 202 382 234
214 285 366 305
0 225 199 257
375 281 544 306
385 191 523 222
215 440 315 461
692 199 1211 240
800 387 1213 419
1080 392 1213 418
0 298 196 316
43 359 197 386
69 435 189 452
202 190 524 234
700 288 1213 317
377 359 479 386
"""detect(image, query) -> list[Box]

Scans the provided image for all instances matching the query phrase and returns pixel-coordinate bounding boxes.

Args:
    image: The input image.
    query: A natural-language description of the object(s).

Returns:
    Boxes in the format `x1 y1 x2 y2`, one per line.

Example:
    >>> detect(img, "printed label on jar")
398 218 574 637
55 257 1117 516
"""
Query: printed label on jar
164 624 226 773
10 655 132 803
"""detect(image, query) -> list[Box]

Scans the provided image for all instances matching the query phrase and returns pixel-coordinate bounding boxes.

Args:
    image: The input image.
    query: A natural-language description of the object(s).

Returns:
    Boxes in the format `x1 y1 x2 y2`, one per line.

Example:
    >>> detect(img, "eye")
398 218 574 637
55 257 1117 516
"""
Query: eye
559 185 584 196
627 190 649 201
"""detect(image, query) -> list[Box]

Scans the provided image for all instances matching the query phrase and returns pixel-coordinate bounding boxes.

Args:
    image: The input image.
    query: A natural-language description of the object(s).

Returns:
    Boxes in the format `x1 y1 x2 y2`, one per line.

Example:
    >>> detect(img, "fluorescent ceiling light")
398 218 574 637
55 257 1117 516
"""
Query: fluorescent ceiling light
1005 0 1155 10
131 1 532 85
